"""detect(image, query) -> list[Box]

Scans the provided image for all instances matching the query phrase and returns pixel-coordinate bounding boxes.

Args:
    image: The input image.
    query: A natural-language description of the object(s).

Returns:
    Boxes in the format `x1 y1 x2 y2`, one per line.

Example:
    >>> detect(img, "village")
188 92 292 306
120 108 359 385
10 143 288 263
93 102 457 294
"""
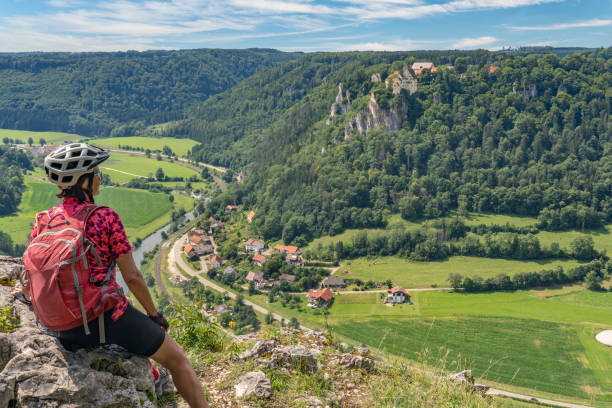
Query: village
180 204 414 321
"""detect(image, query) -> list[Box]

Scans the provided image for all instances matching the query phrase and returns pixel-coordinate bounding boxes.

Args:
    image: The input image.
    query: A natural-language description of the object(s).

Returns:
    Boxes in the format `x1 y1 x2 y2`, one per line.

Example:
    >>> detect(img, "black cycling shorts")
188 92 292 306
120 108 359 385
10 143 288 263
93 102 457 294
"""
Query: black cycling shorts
58 304 166 357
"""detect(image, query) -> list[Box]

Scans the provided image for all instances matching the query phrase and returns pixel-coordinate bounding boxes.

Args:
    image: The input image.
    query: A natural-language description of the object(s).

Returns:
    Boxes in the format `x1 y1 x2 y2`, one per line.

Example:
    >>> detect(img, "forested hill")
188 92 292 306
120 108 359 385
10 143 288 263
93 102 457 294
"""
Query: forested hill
0 49 300 137
193 48 611 245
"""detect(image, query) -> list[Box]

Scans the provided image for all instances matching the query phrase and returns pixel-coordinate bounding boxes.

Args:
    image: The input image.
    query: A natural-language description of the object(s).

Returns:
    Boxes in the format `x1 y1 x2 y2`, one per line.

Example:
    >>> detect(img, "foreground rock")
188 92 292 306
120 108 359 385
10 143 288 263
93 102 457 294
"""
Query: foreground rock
234 371 273 399
0 257 160 408
450 370 489 394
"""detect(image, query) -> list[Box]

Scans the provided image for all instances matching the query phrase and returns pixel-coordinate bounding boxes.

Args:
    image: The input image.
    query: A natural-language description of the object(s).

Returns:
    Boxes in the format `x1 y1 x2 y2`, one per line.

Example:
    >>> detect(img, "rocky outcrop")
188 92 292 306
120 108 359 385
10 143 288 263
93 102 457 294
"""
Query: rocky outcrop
330 83 351 118
513 81 538 99
449 369 489 394
0 257 166 408
335 347 374 372
344 92 407 140
234 371 273 399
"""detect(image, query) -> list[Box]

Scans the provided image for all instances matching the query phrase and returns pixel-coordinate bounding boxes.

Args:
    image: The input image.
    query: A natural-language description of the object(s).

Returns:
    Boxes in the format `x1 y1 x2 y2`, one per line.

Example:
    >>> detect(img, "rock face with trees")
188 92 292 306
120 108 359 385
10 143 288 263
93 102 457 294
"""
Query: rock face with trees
195 49 610 250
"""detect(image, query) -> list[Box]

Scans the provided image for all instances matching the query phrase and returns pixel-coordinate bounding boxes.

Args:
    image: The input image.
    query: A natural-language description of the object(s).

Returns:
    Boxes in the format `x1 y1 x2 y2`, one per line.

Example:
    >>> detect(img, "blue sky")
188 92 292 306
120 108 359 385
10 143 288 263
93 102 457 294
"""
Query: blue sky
1 0 609 52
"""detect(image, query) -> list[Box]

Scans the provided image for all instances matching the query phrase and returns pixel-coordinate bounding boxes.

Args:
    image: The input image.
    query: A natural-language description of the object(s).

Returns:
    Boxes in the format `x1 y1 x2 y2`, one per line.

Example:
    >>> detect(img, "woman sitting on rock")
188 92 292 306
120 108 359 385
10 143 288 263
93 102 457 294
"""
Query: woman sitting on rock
19 143 209 408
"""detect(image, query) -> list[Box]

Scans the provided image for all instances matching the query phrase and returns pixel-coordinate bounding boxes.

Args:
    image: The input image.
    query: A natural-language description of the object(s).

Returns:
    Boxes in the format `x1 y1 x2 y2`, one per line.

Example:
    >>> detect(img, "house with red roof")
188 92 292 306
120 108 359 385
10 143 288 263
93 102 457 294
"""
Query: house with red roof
210 254 223 269
184 244 196 259
252 254 268 267
386 286 411 304
307 288 333 308
274 245 301 255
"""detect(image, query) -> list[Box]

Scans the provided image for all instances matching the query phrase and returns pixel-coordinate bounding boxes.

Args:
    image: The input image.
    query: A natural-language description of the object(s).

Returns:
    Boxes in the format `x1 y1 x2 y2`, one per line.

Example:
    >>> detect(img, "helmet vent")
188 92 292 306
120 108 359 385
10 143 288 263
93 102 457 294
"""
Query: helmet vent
67 161 78 170
50 173 59 181
62 175 73 183
51 162 62 169
87 150 97 157
83 160 92 167
55 153 66 159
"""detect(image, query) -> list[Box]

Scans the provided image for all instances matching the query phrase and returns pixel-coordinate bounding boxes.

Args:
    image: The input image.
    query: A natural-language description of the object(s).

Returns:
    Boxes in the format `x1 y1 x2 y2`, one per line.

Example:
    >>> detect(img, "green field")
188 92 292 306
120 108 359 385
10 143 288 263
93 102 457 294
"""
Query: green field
0 129 81 145
93 136 199 157
341 256 580 288
306 212 539 252
0 177 193 244
325 289 612 405
101 152 200 183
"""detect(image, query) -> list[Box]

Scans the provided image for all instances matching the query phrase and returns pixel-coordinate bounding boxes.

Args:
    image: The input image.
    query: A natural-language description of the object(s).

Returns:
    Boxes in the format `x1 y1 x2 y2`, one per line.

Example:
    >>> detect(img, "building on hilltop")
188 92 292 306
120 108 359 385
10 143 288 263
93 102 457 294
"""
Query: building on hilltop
384 65 417 95
411 62 436 75
226 205 238 212
247 211 256 223
386 287 411 305
307 288 333 308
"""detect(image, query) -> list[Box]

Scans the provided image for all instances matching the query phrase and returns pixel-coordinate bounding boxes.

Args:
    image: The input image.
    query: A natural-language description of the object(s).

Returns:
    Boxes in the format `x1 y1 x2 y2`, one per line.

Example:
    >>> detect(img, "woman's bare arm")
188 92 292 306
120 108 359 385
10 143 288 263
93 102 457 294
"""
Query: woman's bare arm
116 252 159 316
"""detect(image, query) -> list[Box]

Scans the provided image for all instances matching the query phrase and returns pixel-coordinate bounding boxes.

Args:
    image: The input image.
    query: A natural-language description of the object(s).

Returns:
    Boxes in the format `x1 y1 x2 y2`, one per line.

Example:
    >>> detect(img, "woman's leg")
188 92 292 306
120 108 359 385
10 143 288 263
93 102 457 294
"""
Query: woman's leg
150 333 209 408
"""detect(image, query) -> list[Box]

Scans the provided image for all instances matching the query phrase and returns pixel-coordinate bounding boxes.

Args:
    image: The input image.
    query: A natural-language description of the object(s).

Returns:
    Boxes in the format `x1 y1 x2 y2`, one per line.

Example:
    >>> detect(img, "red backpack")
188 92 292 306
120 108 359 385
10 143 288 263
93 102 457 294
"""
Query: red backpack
23 204 122 343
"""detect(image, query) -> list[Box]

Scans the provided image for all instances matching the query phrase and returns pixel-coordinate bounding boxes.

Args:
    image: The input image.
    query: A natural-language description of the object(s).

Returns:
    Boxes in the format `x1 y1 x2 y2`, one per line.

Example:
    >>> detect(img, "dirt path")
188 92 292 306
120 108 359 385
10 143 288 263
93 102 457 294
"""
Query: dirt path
101 166 145 178
154 249 169 298
485 388 592 408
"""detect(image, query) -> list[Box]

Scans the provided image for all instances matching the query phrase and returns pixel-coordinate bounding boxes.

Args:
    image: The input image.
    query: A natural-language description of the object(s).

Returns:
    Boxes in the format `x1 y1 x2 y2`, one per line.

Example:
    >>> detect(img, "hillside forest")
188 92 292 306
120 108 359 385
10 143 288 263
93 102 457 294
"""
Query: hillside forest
191 49 612 253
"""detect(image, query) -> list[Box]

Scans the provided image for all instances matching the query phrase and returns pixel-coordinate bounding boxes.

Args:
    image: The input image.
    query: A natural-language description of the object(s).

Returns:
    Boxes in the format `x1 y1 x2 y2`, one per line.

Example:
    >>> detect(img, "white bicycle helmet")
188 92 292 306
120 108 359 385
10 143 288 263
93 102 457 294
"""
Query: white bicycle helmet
44 143 110 188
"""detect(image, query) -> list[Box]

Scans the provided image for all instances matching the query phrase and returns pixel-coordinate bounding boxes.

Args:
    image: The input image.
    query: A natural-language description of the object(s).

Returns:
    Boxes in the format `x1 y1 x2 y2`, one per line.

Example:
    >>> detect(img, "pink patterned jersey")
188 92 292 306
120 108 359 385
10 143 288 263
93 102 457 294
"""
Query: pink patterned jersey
30 197 131 321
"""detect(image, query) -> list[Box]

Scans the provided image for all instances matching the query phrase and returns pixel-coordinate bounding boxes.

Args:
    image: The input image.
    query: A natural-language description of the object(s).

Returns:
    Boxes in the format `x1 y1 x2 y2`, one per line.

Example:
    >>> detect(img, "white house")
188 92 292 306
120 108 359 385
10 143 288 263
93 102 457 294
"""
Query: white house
245 239 265 253
386 286 411 304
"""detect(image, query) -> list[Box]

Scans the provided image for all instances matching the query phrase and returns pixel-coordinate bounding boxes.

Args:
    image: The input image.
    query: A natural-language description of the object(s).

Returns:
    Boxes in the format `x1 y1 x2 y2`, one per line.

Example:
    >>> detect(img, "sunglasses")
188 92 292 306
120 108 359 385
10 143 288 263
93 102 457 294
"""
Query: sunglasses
93 169 103 180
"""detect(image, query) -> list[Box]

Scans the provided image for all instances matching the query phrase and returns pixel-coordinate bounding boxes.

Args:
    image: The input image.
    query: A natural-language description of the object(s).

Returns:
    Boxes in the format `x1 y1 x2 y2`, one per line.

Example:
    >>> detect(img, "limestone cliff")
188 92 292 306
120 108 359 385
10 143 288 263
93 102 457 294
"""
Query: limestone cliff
344 92 408 140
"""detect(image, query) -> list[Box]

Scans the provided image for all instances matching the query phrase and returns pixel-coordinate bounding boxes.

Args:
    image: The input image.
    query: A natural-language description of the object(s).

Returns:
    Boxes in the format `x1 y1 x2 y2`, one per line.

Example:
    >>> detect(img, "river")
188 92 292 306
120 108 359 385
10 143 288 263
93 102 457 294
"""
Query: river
116 209 196 291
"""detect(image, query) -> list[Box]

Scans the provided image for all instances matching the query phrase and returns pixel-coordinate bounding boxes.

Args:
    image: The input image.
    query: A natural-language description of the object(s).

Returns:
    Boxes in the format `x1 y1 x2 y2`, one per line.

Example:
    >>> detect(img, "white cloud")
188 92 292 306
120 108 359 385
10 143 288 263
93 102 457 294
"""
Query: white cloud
452 36 497 48
0 0 603 51
511 18 611 31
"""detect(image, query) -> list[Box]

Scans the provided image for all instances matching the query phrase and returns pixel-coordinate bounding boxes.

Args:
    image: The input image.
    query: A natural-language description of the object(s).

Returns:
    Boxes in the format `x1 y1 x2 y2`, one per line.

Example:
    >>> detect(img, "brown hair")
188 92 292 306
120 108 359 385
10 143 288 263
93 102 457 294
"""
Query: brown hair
56 172 95 203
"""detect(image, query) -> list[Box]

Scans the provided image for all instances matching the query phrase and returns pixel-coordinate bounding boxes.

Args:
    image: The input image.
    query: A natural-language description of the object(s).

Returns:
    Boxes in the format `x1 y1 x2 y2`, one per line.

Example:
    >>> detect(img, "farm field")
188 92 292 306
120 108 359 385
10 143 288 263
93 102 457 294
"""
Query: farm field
0 177 193 244
92 136 199 157
340 256 580 288
101 151 200 183
322 288 612 405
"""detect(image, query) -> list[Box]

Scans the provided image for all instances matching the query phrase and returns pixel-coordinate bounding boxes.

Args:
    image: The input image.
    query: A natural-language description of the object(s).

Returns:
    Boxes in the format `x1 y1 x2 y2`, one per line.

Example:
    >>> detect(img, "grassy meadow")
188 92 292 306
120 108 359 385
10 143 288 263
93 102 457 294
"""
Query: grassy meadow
1 177 193 244
93 136 199 157
340 256 580 288
101 151 200 183
325 289 612 405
